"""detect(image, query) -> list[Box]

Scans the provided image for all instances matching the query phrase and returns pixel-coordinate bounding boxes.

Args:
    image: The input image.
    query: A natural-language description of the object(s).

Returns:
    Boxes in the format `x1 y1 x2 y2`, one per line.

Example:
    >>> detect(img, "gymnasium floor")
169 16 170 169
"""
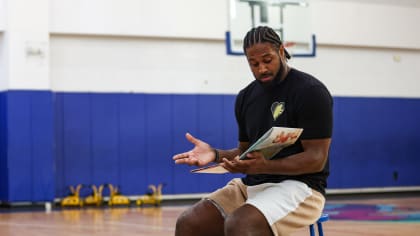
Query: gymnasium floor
1 193 420 236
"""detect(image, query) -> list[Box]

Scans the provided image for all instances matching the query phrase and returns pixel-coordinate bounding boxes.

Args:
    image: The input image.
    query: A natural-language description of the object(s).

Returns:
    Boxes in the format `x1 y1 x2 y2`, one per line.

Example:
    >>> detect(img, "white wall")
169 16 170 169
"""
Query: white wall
2 0 420 98
313 1 420 49
49 0 420 49
0 1 6 90
0 0 50 91
290 46 420 98
50 35 420 98
0 33 7 90
0 0 5 31
49 0 227 40
50 35 250 94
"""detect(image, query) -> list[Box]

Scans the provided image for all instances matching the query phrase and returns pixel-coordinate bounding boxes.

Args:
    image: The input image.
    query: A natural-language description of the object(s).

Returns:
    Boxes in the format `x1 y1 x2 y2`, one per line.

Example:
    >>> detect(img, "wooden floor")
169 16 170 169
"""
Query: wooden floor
1 196 419 236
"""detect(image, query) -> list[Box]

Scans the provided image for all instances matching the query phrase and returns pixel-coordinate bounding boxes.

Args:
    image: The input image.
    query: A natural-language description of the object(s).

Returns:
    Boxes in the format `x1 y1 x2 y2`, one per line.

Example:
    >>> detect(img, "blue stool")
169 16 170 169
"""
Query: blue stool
309 213 329 236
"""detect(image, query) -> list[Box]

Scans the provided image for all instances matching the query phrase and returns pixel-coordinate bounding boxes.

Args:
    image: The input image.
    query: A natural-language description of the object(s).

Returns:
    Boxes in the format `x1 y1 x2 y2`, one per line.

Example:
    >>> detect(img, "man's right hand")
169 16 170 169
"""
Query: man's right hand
172 133 215 167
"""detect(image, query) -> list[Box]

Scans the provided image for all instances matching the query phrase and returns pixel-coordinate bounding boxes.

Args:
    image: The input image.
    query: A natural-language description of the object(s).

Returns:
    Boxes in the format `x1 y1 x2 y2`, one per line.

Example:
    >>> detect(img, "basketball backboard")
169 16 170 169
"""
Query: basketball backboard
226 0 316 57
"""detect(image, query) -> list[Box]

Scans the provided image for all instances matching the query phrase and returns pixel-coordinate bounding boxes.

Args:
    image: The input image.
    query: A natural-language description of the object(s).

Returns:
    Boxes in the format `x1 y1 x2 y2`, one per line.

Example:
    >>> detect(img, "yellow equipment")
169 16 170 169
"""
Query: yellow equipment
105 184 130 206
61 184 83 207
84 184 103 206
136 183 164 207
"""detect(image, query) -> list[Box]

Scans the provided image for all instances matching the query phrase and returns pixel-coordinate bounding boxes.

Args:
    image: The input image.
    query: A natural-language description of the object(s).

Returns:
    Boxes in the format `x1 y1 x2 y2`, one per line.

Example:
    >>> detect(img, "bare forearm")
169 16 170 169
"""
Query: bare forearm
264 138 330 175
265 151 327 175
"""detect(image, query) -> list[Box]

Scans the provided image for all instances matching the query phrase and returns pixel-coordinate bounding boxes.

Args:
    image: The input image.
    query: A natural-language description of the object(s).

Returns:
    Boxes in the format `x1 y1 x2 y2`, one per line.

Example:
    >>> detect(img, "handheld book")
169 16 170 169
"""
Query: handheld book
191 127 303 174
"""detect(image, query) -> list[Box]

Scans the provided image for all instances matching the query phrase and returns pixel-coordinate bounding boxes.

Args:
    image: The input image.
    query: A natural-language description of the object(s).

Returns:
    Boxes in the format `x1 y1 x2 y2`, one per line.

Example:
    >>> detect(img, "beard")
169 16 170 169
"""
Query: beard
252 51 290 90
257 76 277 90
257 64 287 90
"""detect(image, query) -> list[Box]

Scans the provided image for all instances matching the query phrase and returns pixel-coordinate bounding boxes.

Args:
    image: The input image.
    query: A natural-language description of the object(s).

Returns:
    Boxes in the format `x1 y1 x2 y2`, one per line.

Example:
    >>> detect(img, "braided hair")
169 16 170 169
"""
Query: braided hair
243 26 291 59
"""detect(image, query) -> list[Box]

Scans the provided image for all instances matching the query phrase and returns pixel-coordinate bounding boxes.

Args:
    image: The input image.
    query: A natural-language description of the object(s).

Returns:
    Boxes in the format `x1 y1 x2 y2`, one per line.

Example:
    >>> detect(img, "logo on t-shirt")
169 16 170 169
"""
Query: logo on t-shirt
271 102 285 120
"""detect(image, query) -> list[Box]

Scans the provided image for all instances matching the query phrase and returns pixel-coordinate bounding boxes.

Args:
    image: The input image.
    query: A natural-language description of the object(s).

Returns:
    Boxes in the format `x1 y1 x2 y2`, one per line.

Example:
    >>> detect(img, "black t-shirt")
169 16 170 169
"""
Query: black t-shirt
235 68 333 195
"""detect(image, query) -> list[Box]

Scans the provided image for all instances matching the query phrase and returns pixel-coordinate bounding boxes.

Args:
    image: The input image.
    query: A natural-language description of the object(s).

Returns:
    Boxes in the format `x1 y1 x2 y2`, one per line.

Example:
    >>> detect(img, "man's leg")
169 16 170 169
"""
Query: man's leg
225 204 274 236
175 199 225 236
245 180 325 236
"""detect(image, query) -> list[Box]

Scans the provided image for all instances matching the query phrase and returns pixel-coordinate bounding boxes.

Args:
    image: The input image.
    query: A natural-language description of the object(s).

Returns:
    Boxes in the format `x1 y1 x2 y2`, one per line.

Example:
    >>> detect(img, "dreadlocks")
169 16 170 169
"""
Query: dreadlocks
243 26 291 59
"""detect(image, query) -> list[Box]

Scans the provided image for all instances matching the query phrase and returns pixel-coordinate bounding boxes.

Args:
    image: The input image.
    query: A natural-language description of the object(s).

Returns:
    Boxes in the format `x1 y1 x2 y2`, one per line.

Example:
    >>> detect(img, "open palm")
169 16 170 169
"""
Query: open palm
172 133 215 166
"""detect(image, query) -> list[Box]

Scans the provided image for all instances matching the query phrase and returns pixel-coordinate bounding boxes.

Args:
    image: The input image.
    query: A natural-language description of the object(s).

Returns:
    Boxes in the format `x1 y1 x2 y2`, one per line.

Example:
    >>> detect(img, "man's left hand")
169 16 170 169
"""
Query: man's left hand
220 151 268 174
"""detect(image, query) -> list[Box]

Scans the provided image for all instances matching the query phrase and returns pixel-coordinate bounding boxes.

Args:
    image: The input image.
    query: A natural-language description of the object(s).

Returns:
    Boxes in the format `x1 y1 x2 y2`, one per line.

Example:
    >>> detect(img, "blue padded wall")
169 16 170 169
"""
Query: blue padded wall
91 94 120 187
118 94 147 195
145 94 174 193
54 93 240 197
8 91 32 201
328 96 420 188
29 91 55 201
51 93 420 197
171 95 200 193
1 91 54 202
0 92 8 200
3 90 420 202
55 93 92 197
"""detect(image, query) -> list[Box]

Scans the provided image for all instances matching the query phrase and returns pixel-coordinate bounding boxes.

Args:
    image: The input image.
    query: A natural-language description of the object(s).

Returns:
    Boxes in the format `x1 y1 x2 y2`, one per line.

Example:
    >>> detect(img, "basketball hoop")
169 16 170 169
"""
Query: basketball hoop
226 0 316 57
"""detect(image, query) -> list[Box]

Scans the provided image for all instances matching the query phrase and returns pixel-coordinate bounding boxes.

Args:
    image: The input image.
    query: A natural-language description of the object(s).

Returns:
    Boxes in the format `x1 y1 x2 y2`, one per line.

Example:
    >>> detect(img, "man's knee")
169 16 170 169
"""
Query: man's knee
225 204 273 236
224 213 241 233
175 199 225 236
175 208 199 235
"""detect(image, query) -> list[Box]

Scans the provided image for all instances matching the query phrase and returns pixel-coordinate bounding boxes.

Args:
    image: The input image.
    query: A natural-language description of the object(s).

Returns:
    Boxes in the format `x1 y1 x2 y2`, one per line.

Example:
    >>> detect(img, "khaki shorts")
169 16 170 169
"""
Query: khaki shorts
206 178 325 236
